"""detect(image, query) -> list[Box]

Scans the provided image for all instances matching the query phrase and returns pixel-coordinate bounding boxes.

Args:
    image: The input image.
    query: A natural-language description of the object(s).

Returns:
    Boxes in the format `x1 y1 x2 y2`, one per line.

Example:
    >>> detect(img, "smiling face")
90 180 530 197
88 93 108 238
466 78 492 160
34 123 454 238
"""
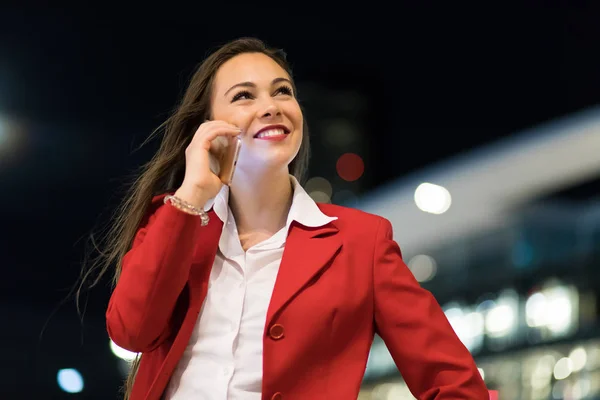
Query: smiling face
210 52 304 178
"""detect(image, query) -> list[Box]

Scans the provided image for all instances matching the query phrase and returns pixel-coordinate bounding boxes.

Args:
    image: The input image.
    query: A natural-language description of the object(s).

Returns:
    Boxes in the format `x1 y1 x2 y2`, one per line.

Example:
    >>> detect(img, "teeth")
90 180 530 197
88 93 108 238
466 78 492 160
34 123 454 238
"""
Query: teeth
256 129 285 138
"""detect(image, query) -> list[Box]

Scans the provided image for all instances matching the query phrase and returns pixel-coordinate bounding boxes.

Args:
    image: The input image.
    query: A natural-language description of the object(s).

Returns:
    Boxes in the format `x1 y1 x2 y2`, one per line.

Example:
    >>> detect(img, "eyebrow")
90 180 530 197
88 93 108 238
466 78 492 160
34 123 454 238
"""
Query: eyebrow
224 77 293 97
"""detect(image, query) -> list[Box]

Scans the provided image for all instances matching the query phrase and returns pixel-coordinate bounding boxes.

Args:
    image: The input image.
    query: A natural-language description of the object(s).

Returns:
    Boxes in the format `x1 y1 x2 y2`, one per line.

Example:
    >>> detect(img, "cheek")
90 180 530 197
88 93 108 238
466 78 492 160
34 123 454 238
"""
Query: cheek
294 118 303 146
294 128 303 150
213 107 254 129
295 115 303 132
231 110 255 128
292 107 303 127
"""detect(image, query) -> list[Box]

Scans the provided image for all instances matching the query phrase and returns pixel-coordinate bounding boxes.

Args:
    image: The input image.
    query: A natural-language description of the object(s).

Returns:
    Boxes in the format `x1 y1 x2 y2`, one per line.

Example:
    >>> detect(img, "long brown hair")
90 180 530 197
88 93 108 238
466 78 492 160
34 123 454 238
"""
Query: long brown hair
80 37 310 399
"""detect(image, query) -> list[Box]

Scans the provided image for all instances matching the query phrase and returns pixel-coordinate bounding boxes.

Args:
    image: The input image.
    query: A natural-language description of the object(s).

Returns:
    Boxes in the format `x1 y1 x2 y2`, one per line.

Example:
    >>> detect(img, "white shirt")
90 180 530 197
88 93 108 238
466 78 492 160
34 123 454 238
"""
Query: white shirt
164 176 337 400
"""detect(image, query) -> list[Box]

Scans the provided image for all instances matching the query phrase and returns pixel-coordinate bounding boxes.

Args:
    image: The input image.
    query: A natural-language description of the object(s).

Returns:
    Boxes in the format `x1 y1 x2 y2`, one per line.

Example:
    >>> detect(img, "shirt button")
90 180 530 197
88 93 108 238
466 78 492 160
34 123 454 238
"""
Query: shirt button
269 324 285 340
271 392 283 400
223 367 230 376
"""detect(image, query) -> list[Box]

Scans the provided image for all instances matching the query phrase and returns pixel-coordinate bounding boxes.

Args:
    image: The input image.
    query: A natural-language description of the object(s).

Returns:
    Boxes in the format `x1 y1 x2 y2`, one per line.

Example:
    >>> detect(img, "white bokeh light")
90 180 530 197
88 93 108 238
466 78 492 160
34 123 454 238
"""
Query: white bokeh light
554 357 573 380
569 347 587 372
525 284 576 335
407 254 437 282
110 339 138 362
485 290 519 338
57 368 84 394
414 182 452 214
525 292 547 327
485 304 515 336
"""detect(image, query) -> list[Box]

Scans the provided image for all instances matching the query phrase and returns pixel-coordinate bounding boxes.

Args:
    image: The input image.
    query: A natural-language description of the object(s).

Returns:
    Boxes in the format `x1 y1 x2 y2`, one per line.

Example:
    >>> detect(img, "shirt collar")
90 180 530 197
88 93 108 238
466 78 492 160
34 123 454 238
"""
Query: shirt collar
204 175 337 229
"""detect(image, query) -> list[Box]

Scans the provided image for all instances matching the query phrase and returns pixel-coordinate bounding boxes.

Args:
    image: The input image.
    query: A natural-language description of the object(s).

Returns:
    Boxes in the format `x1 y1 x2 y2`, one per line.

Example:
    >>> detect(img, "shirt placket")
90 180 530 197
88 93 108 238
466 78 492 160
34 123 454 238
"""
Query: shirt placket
221 221 248 399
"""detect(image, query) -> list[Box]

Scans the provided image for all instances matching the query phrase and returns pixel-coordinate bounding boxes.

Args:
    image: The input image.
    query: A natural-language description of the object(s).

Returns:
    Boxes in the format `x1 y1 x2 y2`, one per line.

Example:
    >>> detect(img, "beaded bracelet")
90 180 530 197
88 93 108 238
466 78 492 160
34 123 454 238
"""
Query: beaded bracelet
164 195 210 226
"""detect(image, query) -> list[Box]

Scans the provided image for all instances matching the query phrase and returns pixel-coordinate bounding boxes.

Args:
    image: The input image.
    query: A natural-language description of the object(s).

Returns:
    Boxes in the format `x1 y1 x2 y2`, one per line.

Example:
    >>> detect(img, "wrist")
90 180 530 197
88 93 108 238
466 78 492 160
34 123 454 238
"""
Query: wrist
164 192 210 226
174 185 210 209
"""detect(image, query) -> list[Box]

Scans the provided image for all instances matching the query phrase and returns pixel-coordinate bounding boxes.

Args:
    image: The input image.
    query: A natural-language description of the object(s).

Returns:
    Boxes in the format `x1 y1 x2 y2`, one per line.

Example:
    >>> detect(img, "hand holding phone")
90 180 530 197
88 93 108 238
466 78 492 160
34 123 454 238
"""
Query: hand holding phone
209 135 242 186
176 121 242 207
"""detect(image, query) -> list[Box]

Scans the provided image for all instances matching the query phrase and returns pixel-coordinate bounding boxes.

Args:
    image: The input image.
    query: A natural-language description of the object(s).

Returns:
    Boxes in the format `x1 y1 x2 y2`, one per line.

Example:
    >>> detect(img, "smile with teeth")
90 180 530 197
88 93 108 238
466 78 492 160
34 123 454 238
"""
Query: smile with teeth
255 128 287 139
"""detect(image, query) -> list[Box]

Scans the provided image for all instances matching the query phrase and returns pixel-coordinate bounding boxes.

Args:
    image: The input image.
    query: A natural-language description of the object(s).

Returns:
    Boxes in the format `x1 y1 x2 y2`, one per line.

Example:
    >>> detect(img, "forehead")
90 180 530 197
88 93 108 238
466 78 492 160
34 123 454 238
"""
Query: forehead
213 52 290 92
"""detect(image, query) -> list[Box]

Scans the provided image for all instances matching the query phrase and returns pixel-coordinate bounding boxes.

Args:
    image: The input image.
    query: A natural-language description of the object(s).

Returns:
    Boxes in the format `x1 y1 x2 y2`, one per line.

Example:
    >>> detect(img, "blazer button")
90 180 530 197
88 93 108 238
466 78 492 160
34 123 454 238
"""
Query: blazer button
271 392 282 400
269 324 285 340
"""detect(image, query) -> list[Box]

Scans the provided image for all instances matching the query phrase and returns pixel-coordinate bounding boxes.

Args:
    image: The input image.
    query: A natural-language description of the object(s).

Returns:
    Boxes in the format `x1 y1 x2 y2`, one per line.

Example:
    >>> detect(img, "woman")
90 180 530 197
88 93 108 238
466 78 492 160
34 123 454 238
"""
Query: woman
102 37 489 399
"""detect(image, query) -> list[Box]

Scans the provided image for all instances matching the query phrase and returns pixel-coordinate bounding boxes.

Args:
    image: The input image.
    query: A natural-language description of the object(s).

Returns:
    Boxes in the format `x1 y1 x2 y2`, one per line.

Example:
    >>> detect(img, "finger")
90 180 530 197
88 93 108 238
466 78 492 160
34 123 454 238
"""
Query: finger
194 122 241 140
203 126 242 141
198 119 241 133
193 126 241 150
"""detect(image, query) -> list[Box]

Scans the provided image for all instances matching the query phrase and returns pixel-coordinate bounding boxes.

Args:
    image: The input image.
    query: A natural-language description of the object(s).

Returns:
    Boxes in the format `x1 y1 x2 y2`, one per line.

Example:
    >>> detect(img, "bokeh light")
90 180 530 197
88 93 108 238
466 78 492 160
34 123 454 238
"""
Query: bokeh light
323 119 360 148
336 153 364 182
305 176 333 198
332 189 359 207
110 339 138 362
0 115 27 162
553 357 573 380
0 118 7 145
309 190 331 203
57 368 84 394
407 254 437 282
414 182 452 214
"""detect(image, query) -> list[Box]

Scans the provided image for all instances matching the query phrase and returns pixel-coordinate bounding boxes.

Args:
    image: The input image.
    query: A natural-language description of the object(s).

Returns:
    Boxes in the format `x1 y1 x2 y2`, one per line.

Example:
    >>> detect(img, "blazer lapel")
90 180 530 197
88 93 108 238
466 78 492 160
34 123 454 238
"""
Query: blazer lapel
266 221 342 325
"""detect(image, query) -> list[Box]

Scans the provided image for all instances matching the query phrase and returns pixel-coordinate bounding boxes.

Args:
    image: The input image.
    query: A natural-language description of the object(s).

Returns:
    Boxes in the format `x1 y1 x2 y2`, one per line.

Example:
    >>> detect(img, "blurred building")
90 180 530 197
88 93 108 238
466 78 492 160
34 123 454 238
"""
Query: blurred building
356 108 600 399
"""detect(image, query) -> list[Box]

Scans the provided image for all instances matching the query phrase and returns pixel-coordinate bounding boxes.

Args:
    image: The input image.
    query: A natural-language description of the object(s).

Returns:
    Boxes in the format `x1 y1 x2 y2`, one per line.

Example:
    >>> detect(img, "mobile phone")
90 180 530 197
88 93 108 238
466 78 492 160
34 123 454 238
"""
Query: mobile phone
209 136 242 186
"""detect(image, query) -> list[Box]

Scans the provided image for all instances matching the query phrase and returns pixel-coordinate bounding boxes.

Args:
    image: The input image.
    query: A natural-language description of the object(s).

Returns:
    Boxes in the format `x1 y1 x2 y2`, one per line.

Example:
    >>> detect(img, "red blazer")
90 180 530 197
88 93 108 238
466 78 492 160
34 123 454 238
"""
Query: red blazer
106 195 489 400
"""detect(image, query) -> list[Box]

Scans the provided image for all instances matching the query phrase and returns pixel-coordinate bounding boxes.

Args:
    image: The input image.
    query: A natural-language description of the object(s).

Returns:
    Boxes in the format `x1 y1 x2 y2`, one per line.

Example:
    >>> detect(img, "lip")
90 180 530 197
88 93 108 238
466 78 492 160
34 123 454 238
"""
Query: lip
256 135 288 142
253 124 291 138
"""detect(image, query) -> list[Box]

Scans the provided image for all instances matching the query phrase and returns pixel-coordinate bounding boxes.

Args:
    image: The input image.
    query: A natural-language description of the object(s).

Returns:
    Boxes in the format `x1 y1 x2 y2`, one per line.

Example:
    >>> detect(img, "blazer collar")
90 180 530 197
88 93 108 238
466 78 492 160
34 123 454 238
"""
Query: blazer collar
265 220 342 327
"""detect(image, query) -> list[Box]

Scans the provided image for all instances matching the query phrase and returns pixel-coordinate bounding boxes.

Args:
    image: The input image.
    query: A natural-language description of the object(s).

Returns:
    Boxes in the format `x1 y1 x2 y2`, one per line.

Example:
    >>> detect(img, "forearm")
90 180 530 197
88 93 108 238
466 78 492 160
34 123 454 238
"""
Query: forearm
106 203 203 352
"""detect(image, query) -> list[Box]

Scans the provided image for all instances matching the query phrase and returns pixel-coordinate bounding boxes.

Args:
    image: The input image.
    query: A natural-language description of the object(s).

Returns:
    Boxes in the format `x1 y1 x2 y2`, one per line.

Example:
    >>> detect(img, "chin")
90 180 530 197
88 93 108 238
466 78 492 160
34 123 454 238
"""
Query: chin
243 147 298 169
237 155 295 176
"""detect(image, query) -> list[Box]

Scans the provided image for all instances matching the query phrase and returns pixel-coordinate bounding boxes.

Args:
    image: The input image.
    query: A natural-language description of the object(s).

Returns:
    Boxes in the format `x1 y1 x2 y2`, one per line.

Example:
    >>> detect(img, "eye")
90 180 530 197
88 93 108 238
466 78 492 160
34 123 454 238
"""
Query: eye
275 85 293 96
231 90 254 102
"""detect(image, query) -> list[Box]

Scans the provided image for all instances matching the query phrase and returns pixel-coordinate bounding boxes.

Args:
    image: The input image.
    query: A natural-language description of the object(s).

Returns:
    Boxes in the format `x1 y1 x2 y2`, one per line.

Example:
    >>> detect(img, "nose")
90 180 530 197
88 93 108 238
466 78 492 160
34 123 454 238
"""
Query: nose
258 99 282 119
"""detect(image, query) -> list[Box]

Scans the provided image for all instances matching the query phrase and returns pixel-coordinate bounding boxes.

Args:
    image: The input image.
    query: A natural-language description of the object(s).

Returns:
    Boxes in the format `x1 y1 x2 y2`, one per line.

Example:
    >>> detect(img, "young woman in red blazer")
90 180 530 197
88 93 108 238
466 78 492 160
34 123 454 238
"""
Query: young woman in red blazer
99 37 489 399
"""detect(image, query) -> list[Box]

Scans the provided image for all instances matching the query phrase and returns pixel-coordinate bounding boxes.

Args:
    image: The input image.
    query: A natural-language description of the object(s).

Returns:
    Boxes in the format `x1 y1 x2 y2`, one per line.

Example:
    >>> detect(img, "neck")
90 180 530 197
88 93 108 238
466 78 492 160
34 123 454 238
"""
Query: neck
228 168 293 235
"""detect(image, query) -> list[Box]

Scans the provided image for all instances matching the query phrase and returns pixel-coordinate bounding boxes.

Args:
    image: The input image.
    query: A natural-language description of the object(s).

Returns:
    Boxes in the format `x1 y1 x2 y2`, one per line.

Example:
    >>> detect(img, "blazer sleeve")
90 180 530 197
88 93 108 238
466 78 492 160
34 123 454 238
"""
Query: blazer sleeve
372 217 489 399
106 196 203 353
